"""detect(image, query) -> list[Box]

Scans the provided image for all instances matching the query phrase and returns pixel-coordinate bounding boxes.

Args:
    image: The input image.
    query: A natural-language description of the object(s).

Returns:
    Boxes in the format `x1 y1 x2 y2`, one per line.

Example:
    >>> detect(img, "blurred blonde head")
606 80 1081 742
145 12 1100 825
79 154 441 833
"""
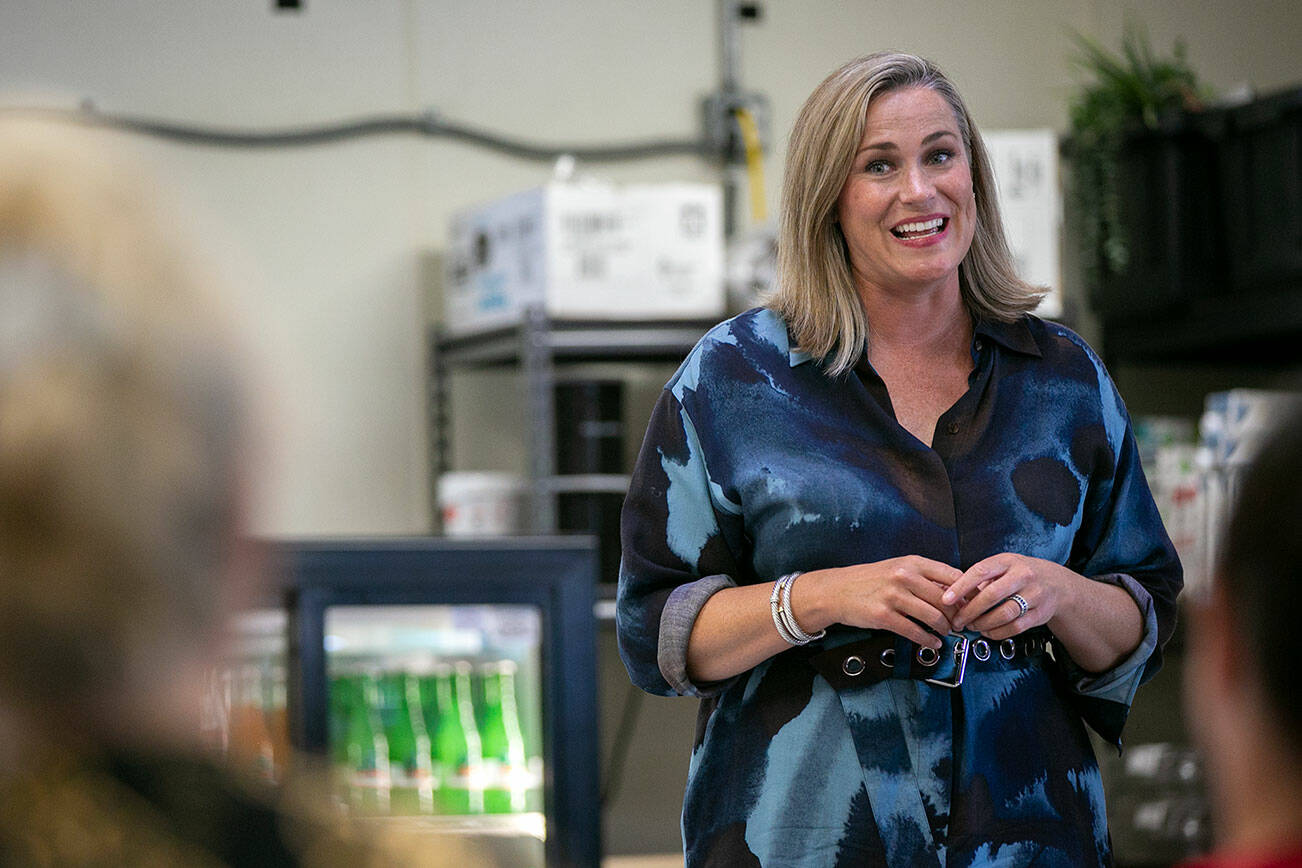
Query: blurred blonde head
0 119 249 738
769 52 1045 375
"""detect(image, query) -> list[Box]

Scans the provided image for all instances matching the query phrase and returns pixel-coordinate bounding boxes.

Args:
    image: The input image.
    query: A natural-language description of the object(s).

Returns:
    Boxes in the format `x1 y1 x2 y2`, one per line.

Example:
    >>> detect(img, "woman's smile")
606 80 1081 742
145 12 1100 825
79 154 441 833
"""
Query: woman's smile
890 214 949 243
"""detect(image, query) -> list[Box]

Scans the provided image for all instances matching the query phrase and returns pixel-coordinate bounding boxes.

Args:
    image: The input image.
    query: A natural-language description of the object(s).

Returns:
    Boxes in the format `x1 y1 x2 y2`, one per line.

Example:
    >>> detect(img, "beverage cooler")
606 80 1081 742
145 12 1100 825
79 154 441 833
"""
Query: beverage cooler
219 537 601 868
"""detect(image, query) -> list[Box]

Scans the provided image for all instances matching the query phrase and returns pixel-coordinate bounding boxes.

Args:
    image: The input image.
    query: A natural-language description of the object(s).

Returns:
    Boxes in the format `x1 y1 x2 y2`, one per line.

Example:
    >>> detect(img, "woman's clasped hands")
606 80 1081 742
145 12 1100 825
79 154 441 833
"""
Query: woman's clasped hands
812 553 1077 647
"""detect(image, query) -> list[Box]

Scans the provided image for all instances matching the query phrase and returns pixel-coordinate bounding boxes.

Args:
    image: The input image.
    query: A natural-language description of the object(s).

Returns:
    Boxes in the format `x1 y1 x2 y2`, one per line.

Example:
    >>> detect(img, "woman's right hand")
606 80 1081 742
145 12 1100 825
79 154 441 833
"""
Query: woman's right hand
800 556 965 650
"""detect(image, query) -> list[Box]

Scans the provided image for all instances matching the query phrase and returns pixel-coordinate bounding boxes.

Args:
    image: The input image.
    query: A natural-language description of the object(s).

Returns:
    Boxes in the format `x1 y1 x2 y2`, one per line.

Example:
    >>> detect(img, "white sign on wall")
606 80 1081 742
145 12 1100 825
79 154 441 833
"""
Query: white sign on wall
984 130 1063 319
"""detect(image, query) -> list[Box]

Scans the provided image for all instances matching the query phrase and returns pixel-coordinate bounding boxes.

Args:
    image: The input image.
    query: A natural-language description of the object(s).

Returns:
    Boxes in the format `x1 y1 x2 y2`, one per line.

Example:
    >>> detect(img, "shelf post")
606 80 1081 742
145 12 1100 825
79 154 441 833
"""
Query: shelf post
521 305 558 532
427 325 452 533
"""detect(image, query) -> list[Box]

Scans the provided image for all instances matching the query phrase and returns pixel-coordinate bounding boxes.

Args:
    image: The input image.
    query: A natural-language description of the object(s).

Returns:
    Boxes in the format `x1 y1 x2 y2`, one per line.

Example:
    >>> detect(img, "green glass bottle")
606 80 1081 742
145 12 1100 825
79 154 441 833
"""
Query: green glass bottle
344 670 391 815
376 670 435 815
479 660 531 813
430 662 484 814
403 670 435 813
429 664 464 813
328 672 357 806
416 669 441 738
376 671 418 814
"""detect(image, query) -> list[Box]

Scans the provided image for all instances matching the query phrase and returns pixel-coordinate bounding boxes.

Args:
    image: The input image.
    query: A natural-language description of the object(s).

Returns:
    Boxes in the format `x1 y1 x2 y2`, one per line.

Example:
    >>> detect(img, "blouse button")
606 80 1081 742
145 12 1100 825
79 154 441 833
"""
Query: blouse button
946 421 960 436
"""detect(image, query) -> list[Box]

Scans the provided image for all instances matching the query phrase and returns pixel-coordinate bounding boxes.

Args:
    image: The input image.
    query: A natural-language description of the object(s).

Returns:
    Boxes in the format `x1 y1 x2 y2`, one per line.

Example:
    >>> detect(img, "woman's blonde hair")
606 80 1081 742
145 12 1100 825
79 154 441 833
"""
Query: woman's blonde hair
768 52 1045 375
0 119 248 721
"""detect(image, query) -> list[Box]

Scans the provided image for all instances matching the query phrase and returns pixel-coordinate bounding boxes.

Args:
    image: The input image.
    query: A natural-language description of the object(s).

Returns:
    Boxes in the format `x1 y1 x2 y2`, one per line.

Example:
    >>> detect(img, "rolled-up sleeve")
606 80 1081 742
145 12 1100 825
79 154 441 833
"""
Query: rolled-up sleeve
616 387 744 697
657 573 738 696
1064 370 1184 748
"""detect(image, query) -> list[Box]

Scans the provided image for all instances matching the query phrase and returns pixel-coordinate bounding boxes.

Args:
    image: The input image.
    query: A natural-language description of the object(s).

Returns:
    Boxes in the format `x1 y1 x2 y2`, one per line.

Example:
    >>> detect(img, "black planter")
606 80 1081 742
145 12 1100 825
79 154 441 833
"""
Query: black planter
1091 110 1228 319
1220 86 1302 295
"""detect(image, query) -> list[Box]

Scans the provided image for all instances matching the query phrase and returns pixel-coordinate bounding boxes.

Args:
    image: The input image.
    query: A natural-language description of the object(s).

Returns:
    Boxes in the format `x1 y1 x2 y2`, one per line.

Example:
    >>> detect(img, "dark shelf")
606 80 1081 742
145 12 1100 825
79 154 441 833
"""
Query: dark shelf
1102 287 1302 365
433 317 718 367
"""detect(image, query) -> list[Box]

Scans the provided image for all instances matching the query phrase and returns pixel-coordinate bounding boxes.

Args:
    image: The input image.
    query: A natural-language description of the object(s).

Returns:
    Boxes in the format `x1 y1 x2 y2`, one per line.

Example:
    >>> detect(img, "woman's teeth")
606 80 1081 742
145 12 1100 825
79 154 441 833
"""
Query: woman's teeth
892 217 945 239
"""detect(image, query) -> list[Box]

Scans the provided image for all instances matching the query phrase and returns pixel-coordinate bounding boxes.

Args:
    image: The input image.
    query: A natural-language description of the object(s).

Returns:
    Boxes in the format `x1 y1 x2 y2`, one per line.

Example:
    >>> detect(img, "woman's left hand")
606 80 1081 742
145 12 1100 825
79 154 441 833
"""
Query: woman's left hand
941 554 1078 639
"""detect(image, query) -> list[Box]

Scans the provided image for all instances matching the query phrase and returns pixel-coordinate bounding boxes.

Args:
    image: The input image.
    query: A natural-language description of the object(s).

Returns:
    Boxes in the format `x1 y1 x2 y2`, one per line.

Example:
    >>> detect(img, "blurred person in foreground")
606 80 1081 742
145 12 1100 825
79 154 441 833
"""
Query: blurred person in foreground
617 52 1183 866
1182 408 1302 868
0 118 463 867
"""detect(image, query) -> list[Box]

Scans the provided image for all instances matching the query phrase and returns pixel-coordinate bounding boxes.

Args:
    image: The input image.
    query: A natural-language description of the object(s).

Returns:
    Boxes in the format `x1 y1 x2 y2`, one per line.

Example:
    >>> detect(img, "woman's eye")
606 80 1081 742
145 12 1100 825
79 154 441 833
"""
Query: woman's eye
929 149 955 165
864 160 890 175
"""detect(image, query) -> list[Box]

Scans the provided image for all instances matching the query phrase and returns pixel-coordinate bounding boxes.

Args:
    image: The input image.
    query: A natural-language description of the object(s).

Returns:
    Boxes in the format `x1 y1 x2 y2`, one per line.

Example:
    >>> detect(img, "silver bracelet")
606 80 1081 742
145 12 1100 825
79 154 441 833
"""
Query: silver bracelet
779 571 826 644
770 574 802 645
772 572 825 646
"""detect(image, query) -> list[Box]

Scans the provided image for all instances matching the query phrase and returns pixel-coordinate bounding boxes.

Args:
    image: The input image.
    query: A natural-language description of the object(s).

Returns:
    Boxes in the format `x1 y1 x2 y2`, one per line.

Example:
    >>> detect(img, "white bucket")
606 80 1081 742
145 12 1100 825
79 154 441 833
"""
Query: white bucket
438 472 526 537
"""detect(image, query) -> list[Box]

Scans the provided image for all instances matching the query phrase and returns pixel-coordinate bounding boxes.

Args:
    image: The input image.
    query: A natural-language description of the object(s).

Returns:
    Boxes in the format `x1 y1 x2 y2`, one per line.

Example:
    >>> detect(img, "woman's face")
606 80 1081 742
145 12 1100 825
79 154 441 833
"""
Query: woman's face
835 86 976 297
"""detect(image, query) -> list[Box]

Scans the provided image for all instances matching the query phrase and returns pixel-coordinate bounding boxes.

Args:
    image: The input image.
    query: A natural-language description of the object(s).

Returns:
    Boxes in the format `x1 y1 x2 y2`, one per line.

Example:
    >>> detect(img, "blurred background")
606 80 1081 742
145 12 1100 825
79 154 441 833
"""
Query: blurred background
1 1 1299 865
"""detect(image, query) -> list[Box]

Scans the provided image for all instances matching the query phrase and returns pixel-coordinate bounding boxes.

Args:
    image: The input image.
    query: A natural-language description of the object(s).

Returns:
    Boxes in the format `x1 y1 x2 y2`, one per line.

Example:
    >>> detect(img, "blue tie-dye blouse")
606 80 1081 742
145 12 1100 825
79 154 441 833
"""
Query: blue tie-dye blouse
616 307 1182 868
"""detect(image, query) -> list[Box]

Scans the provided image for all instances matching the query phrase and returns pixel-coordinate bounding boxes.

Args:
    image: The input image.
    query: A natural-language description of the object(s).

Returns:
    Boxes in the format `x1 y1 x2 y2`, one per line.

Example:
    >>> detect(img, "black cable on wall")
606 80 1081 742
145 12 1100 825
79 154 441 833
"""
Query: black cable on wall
1 104 714 163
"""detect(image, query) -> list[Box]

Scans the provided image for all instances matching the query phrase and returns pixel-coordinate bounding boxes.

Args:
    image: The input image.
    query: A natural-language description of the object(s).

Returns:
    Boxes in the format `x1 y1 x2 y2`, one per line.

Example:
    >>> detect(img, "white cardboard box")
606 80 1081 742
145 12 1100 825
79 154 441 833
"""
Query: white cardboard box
445 182 724 333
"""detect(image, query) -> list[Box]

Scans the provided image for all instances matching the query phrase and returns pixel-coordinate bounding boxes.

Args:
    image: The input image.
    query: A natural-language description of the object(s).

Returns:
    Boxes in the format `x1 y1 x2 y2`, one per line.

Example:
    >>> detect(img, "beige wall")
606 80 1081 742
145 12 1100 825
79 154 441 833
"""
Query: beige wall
1 0 1298 536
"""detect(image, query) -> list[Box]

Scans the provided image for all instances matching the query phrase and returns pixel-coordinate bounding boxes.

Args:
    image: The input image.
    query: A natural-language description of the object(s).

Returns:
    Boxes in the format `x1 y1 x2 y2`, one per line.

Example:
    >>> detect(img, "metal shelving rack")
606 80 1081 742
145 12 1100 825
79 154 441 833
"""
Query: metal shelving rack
428 305 716 535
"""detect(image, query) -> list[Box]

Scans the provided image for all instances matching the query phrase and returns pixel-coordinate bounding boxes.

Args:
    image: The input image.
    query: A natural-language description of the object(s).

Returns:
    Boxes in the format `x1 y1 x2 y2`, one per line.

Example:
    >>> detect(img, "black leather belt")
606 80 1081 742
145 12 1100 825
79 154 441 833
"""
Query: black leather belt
808 630 1050 691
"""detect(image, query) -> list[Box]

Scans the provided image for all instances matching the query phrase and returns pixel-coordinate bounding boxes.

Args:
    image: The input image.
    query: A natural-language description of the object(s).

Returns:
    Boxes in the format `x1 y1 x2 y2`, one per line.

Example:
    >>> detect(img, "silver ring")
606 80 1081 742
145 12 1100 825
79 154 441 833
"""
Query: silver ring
1009 593 1029 618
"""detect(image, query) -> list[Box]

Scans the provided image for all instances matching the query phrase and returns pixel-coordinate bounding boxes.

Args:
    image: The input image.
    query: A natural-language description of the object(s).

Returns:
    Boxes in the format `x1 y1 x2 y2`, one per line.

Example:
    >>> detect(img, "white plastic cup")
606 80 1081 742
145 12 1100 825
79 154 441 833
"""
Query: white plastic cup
438 472 525 537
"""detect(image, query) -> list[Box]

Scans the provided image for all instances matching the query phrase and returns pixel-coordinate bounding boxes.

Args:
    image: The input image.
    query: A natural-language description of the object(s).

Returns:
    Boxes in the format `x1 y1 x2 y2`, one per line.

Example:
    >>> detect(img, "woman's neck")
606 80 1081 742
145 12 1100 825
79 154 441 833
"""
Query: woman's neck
858 275 971 359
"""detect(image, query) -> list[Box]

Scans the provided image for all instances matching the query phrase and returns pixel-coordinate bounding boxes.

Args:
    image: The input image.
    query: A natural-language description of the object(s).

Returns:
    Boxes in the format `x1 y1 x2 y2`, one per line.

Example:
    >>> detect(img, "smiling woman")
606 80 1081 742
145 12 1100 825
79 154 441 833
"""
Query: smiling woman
617 52 1183 868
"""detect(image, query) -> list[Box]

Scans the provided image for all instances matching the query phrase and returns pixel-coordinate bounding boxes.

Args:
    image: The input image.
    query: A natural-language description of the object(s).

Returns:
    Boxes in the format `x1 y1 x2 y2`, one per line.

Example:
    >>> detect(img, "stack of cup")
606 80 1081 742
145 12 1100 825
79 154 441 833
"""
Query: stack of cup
554 380 624 584
438 472 526 537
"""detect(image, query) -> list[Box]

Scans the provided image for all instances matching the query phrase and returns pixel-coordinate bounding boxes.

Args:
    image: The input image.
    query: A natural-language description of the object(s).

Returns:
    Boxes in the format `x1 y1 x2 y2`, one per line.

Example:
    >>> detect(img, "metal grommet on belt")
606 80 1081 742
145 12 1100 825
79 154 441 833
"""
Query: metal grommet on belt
917 646 939 666
972 639 991 661
1000 638 1017 660
879 648 895 668
841 655 866 677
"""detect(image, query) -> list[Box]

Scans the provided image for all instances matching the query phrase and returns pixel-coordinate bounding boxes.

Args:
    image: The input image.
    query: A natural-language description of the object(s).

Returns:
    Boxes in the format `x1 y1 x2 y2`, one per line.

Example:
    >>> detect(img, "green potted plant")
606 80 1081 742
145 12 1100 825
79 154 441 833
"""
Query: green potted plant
1065 27 1213 312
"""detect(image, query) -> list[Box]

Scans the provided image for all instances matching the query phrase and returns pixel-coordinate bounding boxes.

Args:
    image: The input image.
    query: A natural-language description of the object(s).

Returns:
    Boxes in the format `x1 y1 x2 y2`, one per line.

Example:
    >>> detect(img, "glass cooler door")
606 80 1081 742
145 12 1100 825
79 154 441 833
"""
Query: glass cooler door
282 537 600 868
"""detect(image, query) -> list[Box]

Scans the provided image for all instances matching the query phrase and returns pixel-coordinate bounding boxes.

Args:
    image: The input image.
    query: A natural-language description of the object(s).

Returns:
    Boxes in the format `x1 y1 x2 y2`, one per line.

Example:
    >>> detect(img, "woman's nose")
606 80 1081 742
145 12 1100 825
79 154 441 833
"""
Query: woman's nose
899 165 935 203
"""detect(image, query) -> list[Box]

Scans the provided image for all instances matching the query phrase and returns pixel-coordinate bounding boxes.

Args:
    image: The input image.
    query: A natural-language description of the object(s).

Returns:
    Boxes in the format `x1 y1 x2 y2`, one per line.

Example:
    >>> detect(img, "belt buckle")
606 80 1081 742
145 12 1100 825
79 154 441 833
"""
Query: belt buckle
924 634 969 689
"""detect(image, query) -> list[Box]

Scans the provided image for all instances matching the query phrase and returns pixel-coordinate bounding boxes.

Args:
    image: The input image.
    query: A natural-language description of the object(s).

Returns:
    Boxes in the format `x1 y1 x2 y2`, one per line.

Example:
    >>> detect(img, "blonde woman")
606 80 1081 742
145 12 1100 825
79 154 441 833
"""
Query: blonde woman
617 53 1181 867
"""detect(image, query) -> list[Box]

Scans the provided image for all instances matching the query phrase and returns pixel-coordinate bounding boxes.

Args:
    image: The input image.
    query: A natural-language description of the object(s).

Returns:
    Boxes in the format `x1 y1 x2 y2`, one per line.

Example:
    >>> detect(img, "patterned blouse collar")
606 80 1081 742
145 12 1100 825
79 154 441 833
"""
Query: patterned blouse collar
782 311 1044 368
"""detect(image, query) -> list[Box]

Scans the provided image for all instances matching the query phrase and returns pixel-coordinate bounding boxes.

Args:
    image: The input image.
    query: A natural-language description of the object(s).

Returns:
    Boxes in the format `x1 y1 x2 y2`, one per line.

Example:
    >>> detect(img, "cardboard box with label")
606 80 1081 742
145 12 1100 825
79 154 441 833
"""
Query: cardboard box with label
445 182 724 333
